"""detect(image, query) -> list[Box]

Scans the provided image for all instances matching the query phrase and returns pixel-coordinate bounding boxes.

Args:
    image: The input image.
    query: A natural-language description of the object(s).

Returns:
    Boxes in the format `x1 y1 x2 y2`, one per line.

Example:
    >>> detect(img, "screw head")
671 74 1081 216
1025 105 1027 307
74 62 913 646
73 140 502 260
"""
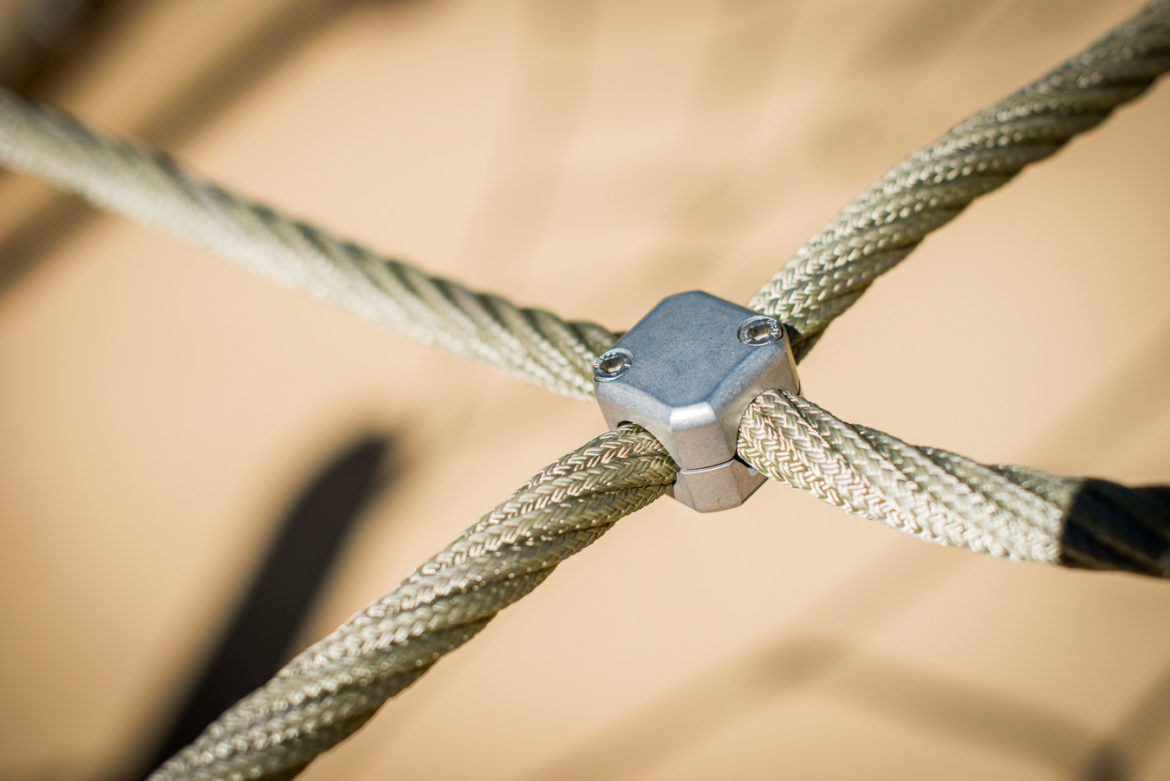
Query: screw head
593 348 633 382
737 315 782 346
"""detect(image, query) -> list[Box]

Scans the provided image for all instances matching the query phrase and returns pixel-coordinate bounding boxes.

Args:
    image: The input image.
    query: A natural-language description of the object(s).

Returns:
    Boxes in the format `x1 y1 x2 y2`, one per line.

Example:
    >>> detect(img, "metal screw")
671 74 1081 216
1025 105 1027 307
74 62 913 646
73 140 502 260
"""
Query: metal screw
737 315 782 346
593 348 633 382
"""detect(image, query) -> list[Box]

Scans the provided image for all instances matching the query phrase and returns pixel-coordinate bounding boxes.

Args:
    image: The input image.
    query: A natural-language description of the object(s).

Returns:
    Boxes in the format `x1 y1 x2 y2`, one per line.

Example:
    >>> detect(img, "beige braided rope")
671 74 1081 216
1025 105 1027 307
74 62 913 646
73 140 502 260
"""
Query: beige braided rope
738 389 1170 576
157 394 1170 779
0 2 1165 780
150 425 676 780
750 0 1170 359
0 90 617 399
153 394 1170 778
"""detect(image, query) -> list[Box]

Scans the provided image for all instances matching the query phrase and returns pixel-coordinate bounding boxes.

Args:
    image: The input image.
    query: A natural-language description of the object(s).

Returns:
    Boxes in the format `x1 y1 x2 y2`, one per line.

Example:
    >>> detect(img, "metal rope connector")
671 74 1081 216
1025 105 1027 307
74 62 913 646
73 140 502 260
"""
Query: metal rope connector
593 291 799 512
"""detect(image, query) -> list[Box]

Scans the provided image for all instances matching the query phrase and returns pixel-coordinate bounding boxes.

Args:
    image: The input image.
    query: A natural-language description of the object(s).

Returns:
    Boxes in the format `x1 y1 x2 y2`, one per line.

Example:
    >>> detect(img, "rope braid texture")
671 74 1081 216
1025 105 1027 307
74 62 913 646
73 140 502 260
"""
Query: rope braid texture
152 426 675 780
731 0 1170 575
0 2 1166 779
0 91 617 400
749 0 1170 359
739 390 1170 578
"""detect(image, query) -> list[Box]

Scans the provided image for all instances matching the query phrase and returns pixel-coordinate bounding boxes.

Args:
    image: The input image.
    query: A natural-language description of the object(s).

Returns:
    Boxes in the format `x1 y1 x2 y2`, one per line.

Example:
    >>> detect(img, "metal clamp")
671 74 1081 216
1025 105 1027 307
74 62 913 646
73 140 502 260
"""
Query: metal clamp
593 291 800 512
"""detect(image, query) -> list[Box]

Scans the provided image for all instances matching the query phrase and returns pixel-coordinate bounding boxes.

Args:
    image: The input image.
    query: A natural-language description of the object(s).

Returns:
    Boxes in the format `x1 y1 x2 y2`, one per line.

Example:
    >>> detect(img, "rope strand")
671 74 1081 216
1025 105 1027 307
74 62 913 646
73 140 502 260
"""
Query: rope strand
0 91 617 399
149 425 675 780
749 0 1170 358
0 3 1167 780
738 390 1170 577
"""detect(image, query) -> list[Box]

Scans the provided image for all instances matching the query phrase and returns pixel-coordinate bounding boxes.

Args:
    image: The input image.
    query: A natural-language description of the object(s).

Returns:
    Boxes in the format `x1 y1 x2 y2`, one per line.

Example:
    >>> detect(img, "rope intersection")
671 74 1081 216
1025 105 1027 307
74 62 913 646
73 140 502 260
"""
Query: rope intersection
0 1 1168 778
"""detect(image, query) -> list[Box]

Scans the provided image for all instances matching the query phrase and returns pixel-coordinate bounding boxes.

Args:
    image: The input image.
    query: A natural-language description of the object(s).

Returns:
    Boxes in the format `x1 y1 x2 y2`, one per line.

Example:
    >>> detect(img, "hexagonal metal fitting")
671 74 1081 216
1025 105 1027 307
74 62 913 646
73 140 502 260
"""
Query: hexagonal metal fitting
593 291 800 512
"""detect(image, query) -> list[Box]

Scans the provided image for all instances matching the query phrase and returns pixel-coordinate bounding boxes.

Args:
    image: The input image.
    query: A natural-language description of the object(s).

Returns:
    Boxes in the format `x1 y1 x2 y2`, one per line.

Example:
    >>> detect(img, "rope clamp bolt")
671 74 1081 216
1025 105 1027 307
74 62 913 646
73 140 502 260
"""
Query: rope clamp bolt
594 291 800 512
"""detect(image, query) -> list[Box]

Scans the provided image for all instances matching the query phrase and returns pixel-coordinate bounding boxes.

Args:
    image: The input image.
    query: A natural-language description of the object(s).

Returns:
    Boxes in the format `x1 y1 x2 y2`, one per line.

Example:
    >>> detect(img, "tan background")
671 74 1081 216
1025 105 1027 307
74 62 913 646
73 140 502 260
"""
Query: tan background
2 0 1169 778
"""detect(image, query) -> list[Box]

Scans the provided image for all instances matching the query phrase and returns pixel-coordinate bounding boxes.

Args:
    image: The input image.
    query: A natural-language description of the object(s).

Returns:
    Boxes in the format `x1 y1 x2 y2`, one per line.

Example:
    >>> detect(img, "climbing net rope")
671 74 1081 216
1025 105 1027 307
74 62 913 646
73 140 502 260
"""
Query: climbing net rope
1 1 1169 778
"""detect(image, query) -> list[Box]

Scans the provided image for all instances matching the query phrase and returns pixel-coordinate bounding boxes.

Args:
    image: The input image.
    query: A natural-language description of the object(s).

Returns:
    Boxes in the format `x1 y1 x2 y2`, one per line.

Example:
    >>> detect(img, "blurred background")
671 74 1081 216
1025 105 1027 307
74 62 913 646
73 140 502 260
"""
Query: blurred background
1 0 1169 779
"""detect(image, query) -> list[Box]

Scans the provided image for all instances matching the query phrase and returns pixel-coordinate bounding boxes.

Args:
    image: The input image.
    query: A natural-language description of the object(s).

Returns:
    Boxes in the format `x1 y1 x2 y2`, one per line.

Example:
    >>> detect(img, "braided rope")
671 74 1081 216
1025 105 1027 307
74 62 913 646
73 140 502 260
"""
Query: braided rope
737 389 1170 577
0 89 617 399
158 396 1170 780
149 425 676 780
0 2 1164 779
749 0 1170 359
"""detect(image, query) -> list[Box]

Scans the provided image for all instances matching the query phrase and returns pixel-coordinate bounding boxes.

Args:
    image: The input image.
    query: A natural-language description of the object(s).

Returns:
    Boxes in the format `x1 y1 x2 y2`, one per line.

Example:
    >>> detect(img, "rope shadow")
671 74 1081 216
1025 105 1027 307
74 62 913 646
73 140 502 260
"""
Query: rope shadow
126 431 399 781
818 645 1108 779
521 523 1170 780
522 630 1108 780
517 546 966 781
453 0 598 278
1085 661 1170 780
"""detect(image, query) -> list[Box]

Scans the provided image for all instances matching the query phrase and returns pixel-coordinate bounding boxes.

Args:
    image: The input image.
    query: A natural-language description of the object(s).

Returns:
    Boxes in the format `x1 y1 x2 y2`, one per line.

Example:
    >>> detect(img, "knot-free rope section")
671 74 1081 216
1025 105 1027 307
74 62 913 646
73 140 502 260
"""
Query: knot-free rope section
739 390 1170 577
749 0 1170 358
0 1 1168 779
153 426 674 780
0 94 617 399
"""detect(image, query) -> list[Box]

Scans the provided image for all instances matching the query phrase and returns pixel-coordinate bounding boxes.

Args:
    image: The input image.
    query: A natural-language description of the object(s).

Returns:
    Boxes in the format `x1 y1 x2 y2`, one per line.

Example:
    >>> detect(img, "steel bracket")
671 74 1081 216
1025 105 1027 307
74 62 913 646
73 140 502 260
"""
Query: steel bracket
593 291 800 512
